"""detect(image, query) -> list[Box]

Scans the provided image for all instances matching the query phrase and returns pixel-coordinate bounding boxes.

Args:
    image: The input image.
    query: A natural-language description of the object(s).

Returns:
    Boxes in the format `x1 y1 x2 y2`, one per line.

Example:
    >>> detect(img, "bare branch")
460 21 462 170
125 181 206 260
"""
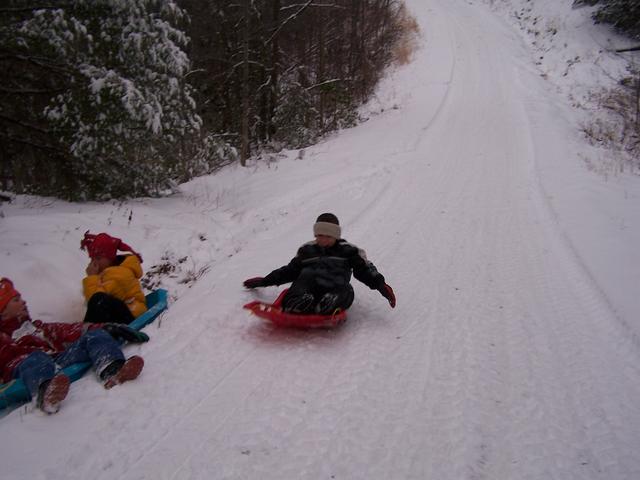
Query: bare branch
0 5 71 13
306 78 343 91
0 86 64 95
266 0 314 45
616 46 640 53
0 112 50 134
0 132 60 153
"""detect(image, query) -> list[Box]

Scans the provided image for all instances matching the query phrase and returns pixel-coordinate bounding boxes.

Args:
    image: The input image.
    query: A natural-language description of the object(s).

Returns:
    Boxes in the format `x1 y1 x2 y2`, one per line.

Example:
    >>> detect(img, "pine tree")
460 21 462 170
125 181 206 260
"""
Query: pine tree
1 0 202 199
589 0 640 39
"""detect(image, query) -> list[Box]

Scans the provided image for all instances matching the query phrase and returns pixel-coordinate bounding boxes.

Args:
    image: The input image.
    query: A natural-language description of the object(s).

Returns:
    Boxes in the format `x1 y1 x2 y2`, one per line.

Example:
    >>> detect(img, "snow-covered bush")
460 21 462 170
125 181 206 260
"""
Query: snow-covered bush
184 133 238 180
593 1 640 39
581 68 640 170
574 0 640 39
271 70 358 149
271 71 321 149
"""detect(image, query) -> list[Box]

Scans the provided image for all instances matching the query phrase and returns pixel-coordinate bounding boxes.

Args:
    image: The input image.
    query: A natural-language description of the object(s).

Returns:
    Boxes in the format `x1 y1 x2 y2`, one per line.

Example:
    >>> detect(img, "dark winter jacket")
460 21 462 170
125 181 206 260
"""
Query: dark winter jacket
262 239 386 292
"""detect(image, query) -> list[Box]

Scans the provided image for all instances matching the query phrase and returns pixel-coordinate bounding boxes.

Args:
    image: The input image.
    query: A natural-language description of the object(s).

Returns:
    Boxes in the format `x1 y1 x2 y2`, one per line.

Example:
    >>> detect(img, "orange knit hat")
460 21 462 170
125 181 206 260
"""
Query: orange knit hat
0 278 19 314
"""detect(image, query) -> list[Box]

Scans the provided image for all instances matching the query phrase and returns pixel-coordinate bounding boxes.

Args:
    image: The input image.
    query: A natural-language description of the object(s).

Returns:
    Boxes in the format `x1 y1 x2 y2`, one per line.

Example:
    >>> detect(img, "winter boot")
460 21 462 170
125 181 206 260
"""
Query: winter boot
283 293 315 313
36 373 70 414
102 355 144 390
315 293 340 315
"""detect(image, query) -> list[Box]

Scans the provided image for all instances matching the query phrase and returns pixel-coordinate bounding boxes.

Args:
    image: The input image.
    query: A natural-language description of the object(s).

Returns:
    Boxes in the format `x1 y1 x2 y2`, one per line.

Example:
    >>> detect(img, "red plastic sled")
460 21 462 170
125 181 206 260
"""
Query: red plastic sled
243 290 347 328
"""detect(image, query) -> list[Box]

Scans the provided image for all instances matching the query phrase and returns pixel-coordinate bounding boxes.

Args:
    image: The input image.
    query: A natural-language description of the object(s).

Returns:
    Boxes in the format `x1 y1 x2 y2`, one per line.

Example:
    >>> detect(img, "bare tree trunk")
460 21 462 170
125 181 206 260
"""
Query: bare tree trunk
240 0 250 166
268 0 280 140
636 71 640 132
318 8 325 131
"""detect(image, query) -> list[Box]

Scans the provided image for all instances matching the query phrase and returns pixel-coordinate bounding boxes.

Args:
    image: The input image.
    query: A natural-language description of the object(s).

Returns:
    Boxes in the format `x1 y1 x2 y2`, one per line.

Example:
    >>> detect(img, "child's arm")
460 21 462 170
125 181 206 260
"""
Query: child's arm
262 255 303 286
350 250 385 289
82 268 129 301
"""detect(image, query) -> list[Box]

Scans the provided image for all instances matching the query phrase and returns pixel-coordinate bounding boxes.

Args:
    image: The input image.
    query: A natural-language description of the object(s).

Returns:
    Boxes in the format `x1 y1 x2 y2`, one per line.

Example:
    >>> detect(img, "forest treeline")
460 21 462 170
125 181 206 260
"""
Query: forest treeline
0 0 416 200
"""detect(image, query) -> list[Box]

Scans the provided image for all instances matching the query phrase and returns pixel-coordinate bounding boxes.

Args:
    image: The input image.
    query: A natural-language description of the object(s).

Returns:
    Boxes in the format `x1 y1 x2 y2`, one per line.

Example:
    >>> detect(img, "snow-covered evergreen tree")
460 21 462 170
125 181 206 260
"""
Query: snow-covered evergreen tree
3 0 202 199
594 1 640 39
577 0 640 39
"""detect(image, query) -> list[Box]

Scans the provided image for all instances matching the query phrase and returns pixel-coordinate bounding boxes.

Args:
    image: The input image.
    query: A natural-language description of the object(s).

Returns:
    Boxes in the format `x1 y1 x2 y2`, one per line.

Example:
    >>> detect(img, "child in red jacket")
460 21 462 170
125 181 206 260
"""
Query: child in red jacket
0 278 147 413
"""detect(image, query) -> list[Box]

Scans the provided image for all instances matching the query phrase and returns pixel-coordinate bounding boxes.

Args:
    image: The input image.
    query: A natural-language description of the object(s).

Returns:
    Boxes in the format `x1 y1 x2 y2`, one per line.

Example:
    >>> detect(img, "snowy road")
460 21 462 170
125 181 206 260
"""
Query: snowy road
3 1 640 479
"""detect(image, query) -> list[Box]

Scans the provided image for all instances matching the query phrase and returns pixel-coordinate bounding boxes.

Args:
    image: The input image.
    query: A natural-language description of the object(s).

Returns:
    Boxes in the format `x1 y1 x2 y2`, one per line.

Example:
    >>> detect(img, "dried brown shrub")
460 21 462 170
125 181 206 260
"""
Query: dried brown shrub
582 72 640 171
392 4 421 65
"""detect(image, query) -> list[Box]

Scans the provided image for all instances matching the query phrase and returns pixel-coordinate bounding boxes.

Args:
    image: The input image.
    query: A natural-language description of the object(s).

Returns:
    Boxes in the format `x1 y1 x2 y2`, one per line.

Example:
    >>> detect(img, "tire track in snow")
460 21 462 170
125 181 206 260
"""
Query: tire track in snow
508 161 640 478
369 1 640 478
119 332 340 479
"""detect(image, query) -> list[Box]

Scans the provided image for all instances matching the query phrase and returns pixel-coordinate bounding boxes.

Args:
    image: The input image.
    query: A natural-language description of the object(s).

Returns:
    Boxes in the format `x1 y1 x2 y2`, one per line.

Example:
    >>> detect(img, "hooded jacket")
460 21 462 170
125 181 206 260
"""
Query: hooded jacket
82 254 147 318
262 238 386 291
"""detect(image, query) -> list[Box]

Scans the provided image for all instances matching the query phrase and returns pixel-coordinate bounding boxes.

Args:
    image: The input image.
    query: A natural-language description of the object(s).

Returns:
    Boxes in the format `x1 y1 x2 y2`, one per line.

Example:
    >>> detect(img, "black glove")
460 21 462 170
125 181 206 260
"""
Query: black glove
102 324 150 343
378 283 396 308
243 277 265 289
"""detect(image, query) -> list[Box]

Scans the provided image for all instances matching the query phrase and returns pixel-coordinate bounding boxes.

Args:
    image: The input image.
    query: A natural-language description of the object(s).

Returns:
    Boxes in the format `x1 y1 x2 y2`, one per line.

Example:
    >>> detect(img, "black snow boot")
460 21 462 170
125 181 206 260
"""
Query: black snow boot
315 293 340 314
283 293 315 313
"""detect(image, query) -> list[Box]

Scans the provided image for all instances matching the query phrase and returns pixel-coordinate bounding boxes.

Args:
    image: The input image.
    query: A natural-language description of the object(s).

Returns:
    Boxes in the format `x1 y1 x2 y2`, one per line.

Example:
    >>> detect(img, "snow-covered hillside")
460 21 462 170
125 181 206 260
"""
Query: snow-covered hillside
1 0 639 479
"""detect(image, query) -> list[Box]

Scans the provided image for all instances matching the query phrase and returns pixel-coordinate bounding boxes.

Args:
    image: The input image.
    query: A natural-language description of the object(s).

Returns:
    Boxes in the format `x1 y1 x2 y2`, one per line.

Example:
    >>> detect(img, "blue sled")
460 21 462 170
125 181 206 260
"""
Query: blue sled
0 289 168 410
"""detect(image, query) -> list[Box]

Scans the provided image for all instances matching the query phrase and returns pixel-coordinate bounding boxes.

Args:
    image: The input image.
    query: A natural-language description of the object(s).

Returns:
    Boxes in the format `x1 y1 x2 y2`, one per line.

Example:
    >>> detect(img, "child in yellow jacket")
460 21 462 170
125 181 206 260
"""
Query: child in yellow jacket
81 231 147 324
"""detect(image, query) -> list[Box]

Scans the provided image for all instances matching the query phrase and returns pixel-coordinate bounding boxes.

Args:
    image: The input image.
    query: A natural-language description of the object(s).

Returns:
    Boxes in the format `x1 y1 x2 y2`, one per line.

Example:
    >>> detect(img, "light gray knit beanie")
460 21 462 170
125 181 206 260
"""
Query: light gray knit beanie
313 213 341 239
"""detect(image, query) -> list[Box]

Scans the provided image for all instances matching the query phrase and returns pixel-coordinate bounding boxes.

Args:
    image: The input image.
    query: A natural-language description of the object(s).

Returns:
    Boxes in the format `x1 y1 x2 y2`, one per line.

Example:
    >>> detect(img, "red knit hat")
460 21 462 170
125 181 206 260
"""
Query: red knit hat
0 278 19 314
80 231 142 263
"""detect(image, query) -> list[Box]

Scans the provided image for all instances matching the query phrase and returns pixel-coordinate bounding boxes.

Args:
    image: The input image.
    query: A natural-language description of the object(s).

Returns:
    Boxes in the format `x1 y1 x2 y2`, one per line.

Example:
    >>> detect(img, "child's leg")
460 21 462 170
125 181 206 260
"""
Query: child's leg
13 351 56 399
315 285 355 314
55 329 125 375
55 329 142 387
282 270 318 313
83 292 135 324
335 285 355 310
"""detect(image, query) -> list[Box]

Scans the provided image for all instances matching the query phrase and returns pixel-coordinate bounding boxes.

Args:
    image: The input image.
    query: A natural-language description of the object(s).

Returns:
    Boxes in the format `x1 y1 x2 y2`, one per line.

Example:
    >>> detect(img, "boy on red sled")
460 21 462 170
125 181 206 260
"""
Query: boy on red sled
243 213 395 315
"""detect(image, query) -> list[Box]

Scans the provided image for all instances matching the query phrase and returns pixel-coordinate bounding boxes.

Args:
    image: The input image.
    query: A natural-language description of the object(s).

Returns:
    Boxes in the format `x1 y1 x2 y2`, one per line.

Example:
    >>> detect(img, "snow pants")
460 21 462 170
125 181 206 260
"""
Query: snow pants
282 270 355 314
84 292 135 324
13 329 125 399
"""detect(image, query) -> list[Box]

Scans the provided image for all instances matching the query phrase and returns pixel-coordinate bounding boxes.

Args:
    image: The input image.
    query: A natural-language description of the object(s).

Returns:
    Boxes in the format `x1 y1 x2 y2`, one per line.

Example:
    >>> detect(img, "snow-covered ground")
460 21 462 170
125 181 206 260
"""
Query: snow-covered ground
2 0 640 479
